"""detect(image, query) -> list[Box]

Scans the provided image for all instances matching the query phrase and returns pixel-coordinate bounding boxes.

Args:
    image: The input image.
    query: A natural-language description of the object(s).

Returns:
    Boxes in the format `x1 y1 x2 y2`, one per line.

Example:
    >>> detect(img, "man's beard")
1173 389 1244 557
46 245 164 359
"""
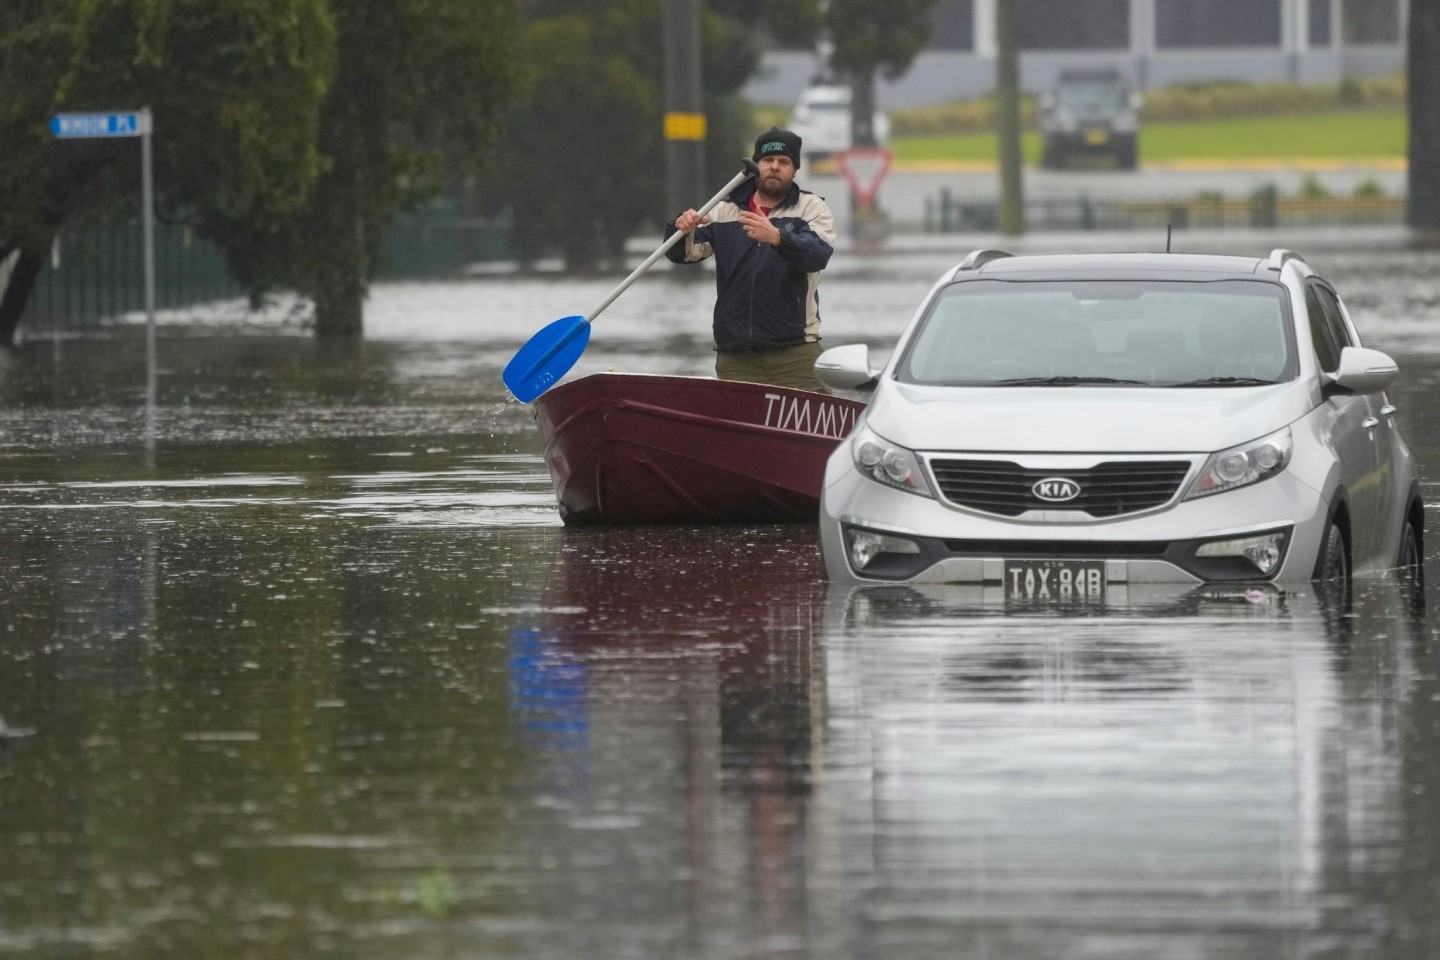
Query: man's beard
757 173 789 203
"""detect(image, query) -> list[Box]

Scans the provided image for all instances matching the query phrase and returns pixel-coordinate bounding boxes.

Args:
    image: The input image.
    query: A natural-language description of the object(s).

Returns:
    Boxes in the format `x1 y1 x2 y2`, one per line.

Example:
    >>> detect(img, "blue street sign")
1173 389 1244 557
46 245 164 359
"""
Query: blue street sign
49 111 152 139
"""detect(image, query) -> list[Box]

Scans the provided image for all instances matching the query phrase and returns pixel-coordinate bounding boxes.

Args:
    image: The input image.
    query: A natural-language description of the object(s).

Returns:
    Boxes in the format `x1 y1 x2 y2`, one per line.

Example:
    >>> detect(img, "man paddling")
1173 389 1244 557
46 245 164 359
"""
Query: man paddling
665 127 837 393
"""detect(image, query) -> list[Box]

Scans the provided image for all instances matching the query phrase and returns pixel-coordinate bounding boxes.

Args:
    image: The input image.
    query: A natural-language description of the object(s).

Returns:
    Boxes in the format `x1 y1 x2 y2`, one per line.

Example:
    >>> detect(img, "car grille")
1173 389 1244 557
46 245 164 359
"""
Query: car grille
928 459 1193 518
940 539 1171 558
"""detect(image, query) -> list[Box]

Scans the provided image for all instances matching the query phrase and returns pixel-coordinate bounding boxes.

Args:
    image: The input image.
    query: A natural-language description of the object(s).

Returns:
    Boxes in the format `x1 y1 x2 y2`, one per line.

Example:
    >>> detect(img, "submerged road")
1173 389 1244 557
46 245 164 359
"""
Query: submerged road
0 233 1437 959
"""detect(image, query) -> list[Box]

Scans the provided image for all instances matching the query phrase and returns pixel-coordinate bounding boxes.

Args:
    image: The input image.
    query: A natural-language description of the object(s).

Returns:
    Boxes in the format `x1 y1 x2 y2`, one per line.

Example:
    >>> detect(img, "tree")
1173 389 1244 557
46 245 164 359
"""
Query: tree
826 0 939 148
0 0 524 346
222 0 523 337
1408 0 1440 237
491 0 795 272
0 0 334 347
502 15 661 270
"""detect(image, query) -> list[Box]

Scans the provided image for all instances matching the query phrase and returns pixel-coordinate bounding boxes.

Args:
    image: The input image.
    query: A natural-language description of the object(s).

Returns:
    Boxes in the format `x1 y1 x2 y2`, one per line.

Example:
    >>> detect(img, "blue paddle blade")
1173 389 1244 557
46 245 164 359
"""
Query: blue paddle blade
503 315 591 402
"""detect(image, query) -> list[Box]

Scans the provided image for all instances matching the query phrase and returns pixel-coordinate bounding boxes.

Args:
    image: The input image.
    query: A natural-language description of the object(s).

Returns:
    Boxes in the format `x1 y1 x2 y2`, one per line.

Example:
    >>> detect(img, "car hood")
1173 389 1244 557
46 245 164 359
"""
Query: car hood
864 381 1313 454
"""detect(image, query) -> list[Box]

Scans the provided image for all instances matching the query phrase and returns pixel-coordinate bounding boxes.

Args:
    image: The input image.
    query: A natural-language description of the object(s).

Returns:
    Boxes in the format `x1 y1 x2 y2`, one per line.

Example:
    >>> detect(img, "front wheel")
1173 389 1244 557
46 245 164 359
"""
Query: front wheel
1115 140 1138 170
1314 519 1350 583
1397 514 1422 575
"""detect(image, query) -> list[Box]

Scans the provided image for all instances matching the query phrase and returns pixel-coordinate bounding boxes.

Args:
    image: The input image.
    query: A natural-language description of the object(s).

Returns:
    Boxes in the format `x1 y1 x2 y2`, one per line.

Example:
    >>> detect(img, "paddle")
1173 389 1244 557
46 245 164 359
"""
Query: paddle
503 157 760 403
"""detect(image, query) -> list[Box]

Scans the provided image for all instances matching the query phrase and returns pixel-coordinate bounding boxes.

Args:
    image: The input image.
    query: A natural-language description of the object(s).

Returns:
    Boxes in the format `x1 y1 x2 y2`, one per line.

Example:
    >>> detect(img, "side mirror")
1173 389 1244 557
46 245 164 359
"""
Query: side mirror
815 343 880 392
1325 346 1398 396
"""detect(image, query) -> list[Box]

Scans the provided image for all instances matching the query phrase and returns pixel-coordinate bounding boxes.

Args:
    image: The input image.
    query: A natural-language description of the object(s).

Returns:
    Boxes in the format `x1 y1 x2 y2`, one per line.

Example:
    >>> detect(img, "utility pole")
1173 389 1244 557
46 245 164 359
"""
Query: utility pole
663 0 706 217
996 0 1025 236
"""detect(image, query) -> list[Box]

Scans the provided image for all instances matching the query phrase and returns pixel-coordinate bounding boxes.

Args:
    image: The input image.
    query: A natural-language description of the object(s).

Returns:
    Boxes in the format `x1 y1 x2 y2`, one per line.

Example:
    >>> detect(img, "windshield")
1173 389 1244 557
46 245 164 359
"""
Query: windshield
1055 80 1129 113
897 279 1296 387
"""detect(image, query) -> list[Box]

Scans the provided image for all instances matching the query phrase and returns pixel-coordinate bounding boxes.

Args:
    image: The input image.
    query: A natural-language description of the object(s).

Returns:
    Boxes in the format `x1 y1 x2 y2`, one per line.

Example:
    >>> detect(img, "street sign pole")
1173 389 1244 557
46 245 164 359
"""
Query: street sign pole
49 108 157 441
139 109 156 428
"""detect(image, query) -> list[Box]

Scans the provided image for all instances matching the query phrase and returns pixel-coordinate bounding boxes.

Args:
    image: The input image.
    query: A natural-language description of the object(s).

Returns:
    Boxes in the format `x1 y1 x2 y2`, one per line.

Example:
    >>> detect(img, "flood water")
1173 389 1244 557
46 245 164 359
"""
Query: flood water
3 232 1440 959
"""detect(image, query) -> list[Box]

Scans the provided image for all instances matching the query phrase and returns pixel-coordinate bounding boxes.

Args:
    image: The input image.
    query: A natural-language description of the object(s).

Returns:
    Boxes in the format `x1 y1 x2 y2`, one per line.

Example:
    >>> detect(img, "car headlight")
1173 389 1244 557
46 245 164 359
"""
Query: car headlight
1183 427 1292 500
851 424 934 498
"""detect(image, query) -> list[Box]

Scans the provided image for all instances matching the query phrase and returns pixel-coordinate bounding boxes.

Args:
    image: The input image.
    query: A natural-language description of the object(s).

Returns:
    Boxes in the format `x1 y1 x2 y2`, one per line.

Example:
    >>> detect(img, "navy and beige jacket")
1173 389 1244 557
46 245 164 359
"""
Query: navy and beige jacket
664 180 836 351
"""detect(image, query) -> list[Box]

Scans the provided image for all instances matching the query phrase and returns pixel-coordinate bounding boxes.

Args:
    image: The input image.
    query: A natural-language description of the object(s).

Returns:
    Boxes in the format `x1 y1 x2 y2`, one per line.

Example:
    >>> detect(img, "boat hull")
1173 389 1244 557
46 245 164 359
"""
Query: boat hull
532 373 865 525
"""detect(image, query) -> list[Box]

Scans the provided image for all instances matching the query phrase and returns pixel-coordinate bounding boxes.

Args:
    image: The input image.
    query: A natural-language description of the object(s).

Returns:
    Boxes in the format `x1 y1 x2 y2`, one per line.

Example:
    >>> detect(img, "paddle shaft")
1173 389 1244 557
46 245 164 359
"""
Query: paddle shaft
584 160 758 324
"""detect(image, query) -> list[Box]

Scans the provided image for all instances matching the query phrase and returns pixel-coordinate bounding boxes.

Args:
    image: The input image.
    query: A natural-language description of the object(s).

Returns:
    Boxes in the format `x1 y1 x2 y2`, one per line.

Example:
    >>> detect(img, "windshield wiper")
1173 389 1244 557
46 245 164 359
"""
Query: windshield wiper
1169 376 1278 387
991 375 1148 386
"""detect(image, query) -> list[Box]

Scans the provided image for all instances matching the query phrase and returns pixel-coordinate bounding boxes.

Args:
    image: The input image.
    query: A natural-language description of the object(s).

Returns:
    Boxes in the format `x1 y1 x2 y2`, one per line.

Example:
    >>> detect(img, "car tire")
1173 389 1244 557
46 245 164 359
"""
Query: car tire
1397 508 1426 615
1116 141 1138 170
1397 512 1422 573
1314 519 1350 582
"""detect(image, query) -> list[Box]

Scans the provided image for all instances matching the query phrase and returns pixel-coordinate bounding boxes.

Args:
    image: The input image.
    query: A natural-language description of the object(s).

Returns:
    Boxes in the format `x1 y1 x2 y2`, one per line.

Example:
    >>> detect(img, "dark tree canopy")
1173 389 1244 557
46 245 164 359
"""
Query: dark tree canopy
0 0 523 344
827 0 939 147
216 0 525 335
493 0 804 271
0 0 334 344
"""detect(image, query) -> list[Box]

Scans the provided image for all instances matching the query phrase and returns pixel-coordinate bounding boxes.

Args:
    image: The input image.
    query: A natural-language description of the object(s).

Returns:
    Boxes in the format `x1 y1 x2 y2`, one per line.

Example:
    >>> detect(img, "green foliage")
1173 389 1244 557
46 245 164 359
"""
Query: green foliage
826 0 938 82
712 0 822 48
220 0 525 332
1139 74 1404 123
0 0 333 252
496 15 659 270
485 0 792 271
888 95 1039 137
0 0 524 338
416 868 461 917
1354 178 1387 199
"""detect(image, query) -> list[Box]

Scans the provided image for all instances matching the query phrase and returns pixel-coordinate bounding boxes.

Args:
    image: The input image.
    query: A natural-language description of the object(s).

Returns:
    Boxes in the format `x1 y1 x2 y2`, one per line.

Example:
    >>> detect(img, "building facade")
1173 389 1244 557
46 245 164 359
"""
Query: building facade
744 0 1407 108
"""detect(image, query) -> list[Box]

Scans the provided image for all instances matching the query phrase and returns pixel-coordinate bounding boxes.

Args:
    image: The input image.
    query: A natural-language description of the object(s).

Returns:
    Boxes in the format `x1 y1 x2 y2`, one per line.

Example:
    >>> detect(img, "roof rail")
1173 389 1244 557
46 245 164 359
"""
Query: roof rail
957 249 1014 271
1267 248 1306 272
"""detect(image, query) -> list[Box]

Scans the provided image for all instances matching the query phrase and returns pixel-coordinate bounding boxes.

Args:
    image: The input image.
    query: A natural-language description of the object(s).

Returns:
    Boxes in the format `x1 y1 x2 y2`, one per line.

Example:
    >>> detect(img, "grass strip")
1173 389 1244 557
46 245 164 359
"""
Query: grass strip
890 110 1406 166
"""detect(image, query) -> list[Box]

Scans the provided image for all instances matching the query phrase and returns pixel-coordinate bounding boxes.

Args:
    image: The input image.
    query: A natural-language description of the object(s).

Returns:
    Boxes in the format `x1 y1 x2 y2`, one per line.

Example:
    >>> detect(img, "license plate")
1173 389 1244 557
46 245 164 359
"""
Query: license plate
1004 560 1106 604
1084 129 1109 145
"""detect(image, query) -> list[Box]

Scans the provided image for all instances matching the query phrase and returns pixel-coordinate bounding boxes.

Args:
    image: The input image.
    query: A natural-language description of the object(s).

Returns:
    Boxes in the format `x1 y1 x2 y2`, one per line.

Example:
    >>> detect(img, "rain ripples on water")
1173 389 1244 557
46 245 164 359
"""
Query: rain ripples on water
2 237 1440 958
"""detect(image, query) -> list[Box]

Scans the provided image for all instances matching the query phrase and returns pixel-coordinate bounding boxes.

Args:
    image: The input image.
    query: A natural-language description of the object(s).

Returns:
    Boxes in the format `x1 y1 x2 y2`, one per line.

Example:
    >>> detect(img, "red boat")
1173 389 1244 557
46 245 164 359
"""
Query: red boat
531 373 866 525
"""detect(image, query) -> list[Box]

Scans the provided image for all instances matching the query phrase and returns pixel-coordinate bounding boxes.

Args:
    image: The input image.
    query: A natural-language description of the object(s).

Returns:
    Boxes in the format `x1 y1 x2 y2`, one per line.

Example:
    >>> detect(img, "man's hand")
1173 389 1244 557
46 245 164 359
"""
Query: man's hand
738 211 781 246
675 209 709 235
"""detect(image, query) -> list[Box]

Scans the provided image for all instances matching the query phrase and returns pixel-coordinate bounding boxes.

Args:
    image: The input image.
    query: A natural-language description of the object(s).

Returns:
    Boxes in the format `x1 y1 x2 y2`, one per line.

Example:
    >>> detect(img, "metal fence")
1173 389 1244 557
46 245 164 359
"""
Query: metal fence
23 221 244 332
924 190 1407 233
20 213 512 333
382 214 510 279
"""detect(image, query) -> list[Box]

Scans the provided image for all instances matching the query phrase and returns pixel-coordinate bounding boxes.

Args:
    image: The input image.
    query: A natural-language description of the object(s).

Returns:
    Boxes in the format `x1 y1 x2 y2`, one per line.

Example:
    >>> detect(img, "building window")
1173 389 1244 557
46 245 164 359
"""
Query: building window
1156 0 1280 47
1016 0 1129 50
1343 0 1399 44
928 0 974 51
1309 0 1331 46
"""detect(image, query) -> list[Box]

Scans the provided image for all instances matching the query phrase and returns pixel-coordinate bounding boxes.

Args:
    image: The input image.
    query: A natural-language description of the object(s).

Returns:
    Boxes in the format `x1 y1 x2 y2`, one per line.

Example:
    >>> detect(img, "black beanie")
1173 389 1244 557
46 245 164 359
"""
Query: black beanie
753 127 802 168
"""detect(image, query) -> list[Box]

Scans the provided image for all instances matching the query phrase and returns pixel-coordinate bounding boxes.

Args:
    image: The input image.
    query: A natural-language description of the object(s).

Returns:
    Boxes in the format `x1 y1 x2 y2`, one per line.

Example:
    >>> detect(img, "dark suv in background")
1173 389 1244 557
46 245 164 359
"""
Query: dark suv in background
1040 68 1141 170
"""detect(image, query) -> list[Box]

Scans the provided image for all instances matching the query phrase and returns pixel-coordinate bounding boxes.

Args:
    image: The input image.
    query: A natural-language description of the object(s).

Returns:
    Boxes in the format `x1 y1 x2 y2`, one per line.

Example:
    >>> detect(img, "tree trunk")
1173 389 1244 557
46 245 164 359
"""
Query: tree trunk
0 245 47 348
996 0 1025 237
850 68 878 148
1408 0 1440 236
312 257 365 338
311 184 367 338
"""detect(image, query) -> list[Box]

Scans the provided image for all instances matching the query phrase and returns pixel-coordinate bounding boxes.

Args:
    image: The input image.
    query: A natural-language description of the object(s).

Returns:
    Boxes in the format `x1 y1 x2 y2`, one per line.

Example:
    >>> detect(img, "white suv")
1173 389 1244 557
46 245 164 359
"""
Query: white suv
787 83 890 159
815 249 1424 598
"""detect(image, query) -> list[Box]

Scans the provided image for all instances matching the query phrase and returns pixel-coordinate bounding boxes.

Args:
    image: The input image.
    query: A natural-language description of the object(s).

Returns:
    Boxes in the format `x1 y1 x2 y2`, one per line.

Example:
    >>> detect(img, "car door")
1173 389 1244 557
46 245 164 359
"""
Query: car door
1328 288 1400 565
1305 282 1382 565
